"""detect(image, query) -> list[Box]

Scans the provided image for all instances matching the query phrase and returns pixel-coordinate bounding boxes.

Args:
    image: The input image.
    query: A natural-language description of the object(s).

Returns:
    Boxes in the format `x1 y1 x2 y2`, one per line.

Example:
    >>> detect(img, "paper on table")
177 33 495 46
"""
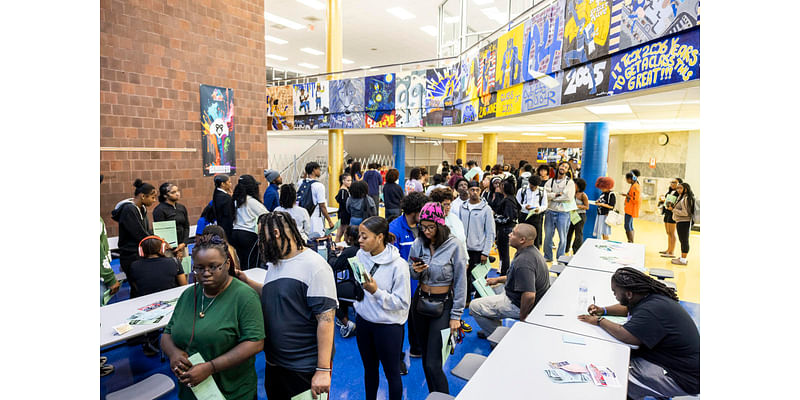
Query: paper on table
472 277 494 298
603 315 628 325
544 368 590 384
441 328 453 366
587 364 620 387
562 334 586 345
153 220 179 248
348 257 364 284
291 389 328 400
470 261 491 281
186 353 225 399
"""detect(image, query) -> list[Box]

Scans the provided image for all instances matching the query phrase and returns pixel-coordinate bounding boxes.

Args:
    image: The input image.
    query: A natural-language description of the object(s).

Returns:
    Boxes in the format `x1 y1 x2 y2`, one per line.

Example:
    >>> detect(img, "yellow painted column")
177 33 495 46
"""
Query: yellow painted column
326 0 343 206
481 133 497 168
456 140 467 163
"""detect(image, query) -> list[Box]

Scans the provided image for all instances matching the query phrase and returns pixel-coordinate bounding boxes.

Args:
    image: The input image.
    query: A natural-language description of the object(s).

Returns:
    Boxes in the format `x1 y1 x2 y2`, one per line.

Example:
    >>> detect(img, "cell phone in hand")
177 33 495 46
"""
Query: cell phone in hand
410 256 423 264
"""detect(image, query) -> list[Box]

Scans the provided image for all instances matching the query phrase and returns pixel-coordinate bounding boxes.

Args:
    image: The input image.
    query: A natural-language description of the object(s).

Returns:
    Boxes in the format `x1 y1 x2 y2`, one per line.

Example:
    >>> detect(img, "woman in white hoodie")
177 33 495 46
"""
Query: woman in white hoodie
355 216 411 400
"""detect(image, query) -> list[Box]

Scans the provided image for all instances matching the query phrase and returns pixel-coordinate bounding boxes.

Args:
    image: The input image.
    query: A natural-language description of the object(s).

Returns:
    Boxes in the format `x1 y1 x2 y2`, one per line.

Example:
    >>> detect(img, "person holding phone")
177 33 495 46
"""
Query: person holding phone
353 217 410 400
408 202 467 395
593 177 616 240
659 178 682 258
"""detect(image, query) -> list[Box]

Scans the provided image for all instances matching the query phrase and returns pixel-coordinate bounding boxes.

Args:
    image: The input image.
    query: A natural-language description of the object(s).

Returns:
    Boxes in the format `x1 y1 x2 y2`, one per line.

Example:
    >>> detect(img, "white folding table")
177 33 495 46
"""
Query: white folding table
456 322 630 399
568 238 646 273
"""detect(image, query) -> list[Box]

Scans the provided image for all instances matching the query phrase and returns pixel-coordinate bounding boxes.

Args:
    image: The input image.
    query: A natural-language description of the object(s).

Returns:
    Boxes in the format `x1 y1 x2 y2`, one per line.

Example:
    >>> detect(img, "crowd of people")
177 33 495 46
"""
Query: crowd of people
101 157 699 399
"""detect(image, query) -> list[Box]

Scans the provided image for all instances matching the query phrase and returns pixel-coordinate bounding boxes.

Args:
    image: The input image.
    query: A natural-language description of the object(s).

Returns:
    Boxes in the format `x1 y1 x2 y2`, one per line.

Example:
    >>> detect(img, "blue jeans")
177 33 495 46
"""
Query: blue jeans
544 210 570 261
625 213 635 232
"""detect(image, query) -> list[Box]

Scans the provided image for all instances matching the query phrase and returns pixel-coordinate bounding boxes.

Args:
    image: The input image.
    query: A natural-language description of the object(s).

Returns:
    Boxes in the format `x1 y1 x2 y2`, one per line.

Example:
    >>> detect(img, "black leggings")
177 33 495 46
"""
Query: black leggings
355 316 404 400
231 229 259 269
410 290 453 394
566 213 587 254
264 363 314 400
496 225 514 275
519 214 544 249
676 221 691 254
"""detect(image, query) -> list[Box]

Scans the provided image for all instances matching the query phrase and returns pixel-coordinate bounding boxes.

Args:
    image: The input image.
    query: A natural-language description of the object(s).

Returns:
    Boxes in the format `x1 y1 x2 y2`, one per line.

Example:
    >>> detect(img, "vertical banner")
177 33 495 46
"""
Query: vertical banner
496 23 525 90
200 84 235 176
365 73 397 128
330 78 365 129
562 0 612 68
478 39 498 97
610 0 700 54
395 70 426 128
522 0 565 80
266 85 294 130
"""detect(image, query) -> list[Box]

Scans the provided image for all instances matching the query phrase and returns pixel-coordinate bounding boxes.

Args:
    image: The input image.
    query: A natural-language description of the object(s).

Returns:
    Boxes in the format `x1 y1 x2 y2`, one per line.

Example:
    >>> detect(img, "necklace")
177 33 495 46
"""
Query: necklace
198 278 232 318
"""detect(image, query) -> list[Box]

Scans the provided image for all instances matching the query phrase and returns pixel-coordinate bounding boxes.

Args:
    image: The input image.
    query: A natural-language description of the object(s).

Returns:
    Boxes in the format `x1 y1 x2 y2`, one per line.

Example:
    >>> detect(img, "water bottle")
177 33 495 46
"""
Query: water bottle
577 281 589 315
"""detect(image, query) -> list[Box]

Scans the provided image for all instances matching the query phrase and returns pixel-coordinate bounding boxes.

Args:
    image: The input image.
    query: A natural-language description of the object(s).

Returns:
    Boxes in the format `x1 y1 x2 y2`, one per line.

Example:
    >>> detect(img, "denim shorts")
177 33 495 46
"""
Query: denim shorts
624 213 634 231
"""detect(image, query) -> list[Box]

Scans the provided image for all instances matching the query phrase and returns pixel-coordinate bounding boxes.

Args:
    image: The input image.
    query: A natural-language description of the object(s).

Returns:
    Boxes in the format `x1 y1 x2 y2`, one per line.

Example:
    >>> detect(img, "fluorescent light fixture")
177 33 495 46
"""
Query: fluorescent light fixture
298 62 319 69
296 0 325 10
420 25 438 37
265 35 288 45
585 104 633 114
266 54 288 61
547 136 567 140
342 58 355 64
442 133 467 137
472 0 494 5
444 16 460 24
300 47 324 55
521 132 545 136
504 139 521 142
265 12 305 30
386 7 416 20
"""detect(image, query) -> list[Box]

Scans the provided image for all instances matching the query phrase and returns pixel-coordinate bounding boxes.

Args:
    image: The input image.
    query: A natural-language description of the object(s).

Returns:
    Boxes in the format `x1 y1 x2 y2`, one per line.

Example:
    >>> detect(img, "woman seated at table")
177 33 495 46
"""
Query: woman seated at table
161 233 265 399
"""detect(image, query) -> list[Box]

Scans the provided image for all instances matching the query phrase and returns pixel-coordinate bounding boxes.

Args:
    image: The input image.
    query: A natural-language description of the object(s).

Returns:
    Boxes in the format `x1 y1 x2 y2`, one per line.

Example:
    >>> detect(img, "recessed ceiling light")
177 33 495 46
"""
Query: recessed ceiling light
386 7 416 20
444 16 460 24
265 35 288 45
547 136 566 140
296 0 325 10
265 12 305 30
266 54 288 61
585 104 633 114
504 139 521 142
301 47 324 56
472 0 494 5
521 132 545 136
342 58 355 64
442 133 467 137
420 26 438 37
298 62 319 69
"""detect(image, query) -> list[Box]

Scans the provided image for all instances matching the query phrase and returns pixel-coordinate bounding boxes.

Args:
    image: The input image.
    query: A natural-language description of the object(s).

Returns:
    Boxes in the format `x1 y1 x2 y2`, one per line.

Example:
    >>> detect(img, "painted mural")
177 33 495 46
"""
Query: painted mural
200 84 235 176
330 112 365 129
478 40 498 96
521 71 563 113
456 99 479 124
478 92 497 120
496 84 523 118
561 57 611 104
496 23 525 91
425 109 461 127
455 48 479 105
330 78 365 114
611 0 700 54
294 114 330 130
365 73 396 128
425 67 457 113
562 0 612 68
523 0 565 80
395 70 426 128
266 85 293 130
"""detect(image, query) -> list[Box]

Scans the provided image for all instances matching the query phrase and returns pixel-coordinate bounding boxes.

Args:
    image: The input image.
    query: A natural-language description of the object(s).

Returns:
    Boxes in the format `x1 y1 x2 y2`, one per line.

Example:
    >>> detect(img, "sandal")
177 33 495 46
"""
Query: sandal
660 253 675 258
101 364 115 377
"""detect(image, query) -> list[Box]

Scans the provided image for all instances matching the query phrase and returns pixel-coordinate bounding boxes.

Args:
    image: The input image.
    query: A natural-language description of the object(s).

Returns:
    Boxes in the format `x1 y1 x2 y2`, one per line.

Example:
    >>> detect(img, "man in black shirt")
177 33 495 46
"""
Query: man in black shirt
578 267 700 399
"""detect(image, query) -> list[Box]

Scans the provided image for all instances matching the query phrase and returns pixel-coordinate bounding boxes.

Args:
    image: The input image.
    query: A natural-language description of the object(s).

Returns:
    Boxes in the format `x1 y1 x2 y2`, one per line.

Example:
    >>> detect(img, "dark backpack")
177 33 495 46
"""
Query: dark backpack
297 179 318 216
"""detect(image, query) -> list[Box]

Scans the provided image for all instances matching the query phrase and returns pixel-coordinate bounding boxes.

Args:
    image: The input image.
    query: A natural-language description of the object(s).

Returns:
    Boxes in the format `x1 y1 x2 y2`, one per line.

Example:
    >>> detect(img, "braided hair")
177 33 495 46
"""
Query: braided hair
258 211 307 265
193 233 235 275
612 267 679 301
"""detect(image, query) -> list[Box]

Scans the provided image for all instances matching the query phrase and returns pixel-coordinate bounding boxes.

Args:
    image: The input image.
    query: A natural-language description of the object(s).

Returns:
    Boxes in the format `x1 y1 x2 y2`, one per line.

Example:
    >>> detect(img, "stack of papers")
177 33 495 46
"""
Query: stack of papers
127 299 177 325
347 257 370 284
472 277 495 298
544 361 619 387
441 328 454 365
471 261 491 281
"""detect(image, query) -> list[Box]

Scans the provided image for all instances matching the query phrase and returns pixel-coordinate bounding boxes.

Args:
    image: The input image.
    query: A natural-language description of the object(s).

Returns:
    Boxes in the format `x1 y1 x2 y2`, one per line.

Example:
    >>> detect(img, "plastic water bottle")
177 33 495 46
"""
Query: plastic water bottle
577 281 589 315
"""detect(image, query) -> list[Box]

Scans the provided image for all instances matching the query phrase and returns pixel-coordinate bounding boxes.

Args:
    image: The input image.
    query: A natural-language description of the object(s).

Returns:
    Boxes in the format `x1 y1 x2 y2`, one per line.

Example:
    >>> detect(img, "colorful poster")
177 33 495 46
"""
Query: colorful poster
456 99 479 124
365 73 396 128
293 114 330 130
200 85 236 176
522 71 563 112
330 112 364 129
478 92 497 120
496 84 523 117
478 40 498 96
455 48 479 105
562 0 612 68
425 67 457 113
610 0 700 54
291 80 329 115
496 23 526 90
561 58 611 104
395 70 426 128
522 0 565 80
425 109 461 127
609 28 699 95
266 85 293 130
330 78 365 114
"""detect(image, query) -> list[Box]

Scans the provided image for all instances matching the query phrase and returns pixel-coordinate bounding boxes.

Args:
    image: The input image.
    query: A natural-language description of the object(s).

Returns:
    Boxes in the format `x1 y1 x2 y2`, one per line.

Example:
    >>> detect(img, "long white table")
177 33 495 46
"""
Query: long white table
568 238 646 273
100 268 266 348
456 322 630 399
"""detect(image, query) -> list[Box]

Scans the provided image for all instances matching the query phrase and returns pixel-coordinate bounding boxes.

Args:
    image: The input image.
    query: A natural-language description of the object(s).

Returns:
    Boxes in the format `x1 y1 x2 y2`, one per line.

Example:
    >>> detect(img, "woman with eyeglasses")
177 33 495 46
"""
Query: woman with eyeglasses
160 233 265 400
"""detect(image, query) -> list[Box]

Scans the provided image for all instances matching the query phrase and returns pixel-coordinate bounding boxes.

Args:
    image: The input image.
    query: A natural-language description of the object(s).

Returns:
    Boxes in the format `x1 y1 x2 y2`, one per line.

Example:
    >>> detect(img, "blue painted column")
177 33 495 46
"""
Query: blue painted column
581 122 609 240
392 135 406 189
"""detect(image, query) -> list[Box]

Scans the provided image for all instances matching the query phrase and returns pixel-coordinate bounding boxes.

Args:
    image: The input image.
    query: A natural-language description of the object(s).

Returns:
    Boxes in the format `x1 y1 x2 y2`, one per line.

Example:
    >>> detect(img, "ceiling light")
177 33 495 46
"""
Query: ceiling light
472 0 494 5
504 139 521 142
301 47 324 56
298 62 319 69
386 7 416 20
265 12 305 30
420 26 438 37
266 54 288 61
585 104 633 114
265 35 288 45
296 0 325 10
342 58 355 64
547 136 566 140
444 16 460 24
521 132 545 136
442 133 467 137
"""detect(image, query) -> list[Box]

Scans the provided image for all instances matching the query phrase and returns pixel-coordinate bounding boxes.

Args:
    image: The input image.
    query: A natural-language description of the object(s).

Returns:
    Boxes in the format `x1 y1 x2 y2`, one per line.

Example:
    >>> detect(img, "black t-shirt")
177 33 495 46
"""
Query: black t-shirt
624 294 700 394
504 246 550 308
382 183 404 210
596 191 616 215
128 257 184 297
335 188 351 223
153 202 190 244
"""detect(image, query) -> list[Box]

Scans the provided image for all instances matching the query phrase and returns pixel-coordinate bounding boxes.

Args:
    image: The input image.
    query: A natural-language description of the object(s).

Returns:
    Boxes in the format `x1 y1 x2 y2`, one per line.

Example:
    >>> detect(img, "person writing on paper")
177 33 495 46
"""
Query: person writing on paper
593 177 616 240
408 202 467 395
237 212 338 399
459 181 495 306
354 216 411 400
161 233 265 400
543 161 577 262
469 224 550 339
111 179 157 289
578 267 699 399
516 175 547 250
274 184 311 242
153 182 189 259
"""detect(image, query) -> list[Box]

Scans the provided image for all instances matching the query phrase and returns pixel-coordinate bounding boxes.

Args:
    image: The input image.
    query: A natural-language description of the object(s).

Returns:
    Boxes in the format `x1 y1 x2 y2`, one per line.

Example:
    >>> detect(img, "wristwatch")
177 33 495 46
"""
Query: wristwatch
596 316 605 325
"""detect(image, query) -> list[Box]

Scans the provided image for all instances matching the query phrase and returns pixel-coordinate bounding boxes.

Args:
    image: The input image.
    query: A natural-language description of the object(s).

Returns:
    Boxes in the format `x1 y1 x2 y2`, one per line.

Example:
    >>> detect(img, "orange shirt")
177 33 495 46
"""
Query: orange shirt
625 182 641 217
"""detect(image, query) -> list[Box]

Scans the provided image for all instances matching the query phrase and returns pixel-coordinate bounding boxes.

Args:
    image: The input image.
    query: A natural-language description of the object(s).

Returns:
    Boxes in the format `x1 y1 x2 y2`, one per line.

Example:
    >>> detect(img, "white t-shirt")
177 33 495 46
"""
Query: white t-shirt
233 195 268 233
274 205 311 241
309 180 327 237
451 196 466 218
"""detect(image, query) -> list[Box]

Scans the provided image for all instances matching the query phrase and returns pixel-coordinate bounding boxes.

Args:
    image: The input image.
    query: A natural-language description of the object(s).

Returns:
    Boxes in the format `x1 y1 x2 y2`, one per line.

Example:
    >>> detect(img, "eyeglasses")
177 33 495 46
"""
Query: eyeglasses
192 262 227 274
420 224 437 232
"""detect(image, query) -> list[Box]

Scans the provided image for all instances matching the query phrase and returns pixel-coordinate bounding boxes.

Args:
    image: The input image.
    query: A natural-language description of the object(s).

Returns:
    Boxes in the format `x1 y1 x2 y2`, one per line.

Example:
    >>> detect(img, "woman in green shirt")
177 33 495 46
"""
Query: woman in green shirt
161 233 265 399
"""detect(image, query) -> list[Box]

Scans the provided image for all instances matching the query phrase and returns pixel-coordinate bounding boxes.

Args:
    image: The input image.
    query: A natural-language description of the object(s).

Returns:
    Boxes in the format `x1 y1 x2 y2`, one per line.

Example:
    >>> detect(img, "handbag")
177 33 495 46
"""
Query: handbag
605 210 623 226
416 290 448 318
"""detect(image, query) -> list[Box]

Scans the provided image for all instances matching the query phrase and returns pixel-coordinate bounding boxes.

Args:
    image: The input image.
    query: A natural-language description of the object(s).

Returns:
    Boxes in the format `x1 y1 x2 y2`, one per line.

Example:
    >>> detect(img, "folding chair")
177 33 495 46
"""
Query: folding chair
450 353 488 381
105 373 175 400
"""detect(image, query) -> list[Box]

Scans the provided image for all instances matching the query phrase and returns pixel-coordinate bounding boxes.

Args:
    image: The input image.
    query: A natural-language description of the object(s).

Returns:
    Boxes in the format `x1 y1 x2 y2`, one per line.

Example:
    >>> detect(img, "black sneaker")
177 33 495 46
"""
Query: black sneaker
476 330 489 339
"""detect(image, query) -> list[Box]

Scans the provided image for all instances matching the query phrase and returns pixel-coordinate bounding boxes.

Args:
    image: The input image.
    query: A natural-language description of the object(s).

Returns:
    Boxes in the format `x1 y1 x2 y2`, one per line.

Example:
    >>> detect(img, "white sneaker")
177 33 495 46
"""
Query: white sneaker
671 258 688 265
339 320 356 338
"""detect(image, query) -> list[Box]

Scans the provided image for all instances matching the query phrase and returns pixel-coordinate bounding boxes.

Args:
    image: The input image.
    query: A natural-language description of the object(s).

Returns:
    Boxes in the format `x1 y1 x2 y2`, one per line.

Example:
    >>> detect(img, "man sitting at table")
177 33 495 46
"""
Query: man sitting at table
469 224 550 339
578 267 699 399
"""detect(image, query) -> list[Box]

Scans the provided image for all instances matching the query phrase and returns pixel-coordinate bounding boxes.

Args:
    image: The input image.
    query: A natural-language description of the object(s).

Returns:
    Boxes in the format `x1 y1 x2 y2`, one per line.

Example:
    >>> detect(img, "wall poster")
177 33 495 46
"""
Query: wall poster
266 85 293 130
561 57 611 104
562 0 612 68
365 73 396 128
395 70 426 128
200 84 236 176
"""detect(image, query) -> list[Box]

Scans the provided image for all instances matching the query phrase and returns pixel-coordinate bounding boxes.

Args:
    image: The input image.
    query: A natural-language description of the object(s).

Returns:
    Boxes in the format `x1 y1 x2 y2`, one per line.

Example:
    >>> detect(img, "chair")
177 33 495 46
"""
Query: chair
450 353 488 380
557 255 572 265
549 263 565 276
105 373 175 400
425 392 455 400
648 268 675 280
487 326 510 346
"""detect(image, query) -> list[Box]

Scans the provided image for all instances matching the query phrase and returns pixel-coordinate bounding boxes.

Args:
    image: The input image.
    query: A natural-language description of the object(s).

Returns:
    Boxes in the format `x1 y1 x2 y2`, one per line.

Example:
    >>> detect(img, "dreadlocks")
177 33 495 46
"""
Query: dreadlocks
259 211 307 265
193 233 235 275
612 267 679 301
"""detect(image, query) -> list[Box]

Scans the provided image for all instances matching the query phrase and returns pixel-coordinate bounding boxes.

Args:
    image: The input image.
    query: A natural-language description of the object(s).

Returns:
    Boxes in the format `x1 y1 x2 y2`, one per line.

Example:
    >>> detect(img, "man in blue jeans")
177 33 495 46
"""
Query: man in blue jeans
543 161 576 262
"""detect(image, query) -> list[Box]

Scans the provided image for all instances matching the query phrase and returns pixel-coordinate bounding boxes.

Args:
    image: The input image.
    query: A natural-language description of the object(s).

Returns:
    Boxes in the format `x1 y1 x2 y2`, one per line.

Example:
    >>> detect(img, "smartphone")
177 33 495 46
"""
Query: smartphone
410 256 423 264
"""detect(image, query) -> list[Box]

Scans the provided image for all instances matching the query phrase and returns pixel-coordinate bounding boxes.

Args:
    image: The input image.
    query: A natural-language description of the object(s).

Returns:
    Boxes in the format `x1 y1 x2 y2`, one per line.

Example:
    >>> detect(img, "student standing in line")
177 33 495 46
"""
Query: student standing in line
212 175 235 239
334 173 353 242
516 175 547 250
347 180 378 227
330 225 360 338
362 163 383 207
111 179 157 285
659 178 682 258
262 169 282 212
447 164 463 188
382 169 404 222
455 158 468 177
593 177 616 240
543 161 577 262
408 202 467 395
623 169 642 243
351 161 363 181
667 182 695 266
344 158 354 174
459 181 495 304
405 167 424 194
354 217 411 400
274 184 312 242
449 178 470 219
536 165 550 187
566 178 589 254
238 212 337 399
464 160 482 182
301 162 335 238
424 173 448 196
230 175 268 270
153 182 189 260
493 179 520 276
579 267 699 399
516 163 533 189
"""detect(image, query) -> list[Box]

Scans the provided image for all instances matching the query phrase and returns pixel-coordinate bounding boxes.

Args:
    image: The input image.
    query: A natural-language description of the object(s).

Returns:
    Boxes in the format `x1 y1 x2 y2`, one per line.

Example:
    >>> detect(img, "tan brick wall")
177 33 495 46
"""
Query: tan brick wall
100 0 267 236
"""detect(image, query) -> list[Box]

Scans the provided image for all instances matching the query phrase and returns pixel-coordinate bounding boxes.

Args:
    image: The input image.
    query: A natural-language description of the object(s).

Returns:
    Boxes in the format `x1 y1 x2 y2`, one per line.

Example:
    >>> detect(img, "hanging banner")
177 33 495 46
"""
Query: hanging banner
496 22 526 90
610 0 700 54
395 70 426 128
561 58 611 104
562 0 612 68
522 0 565 80
330 78 365 128
200 84 235 176
478 39 498 97
365 73 396 128
522 71 563 113
496 84 523 117
266 85 294 130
